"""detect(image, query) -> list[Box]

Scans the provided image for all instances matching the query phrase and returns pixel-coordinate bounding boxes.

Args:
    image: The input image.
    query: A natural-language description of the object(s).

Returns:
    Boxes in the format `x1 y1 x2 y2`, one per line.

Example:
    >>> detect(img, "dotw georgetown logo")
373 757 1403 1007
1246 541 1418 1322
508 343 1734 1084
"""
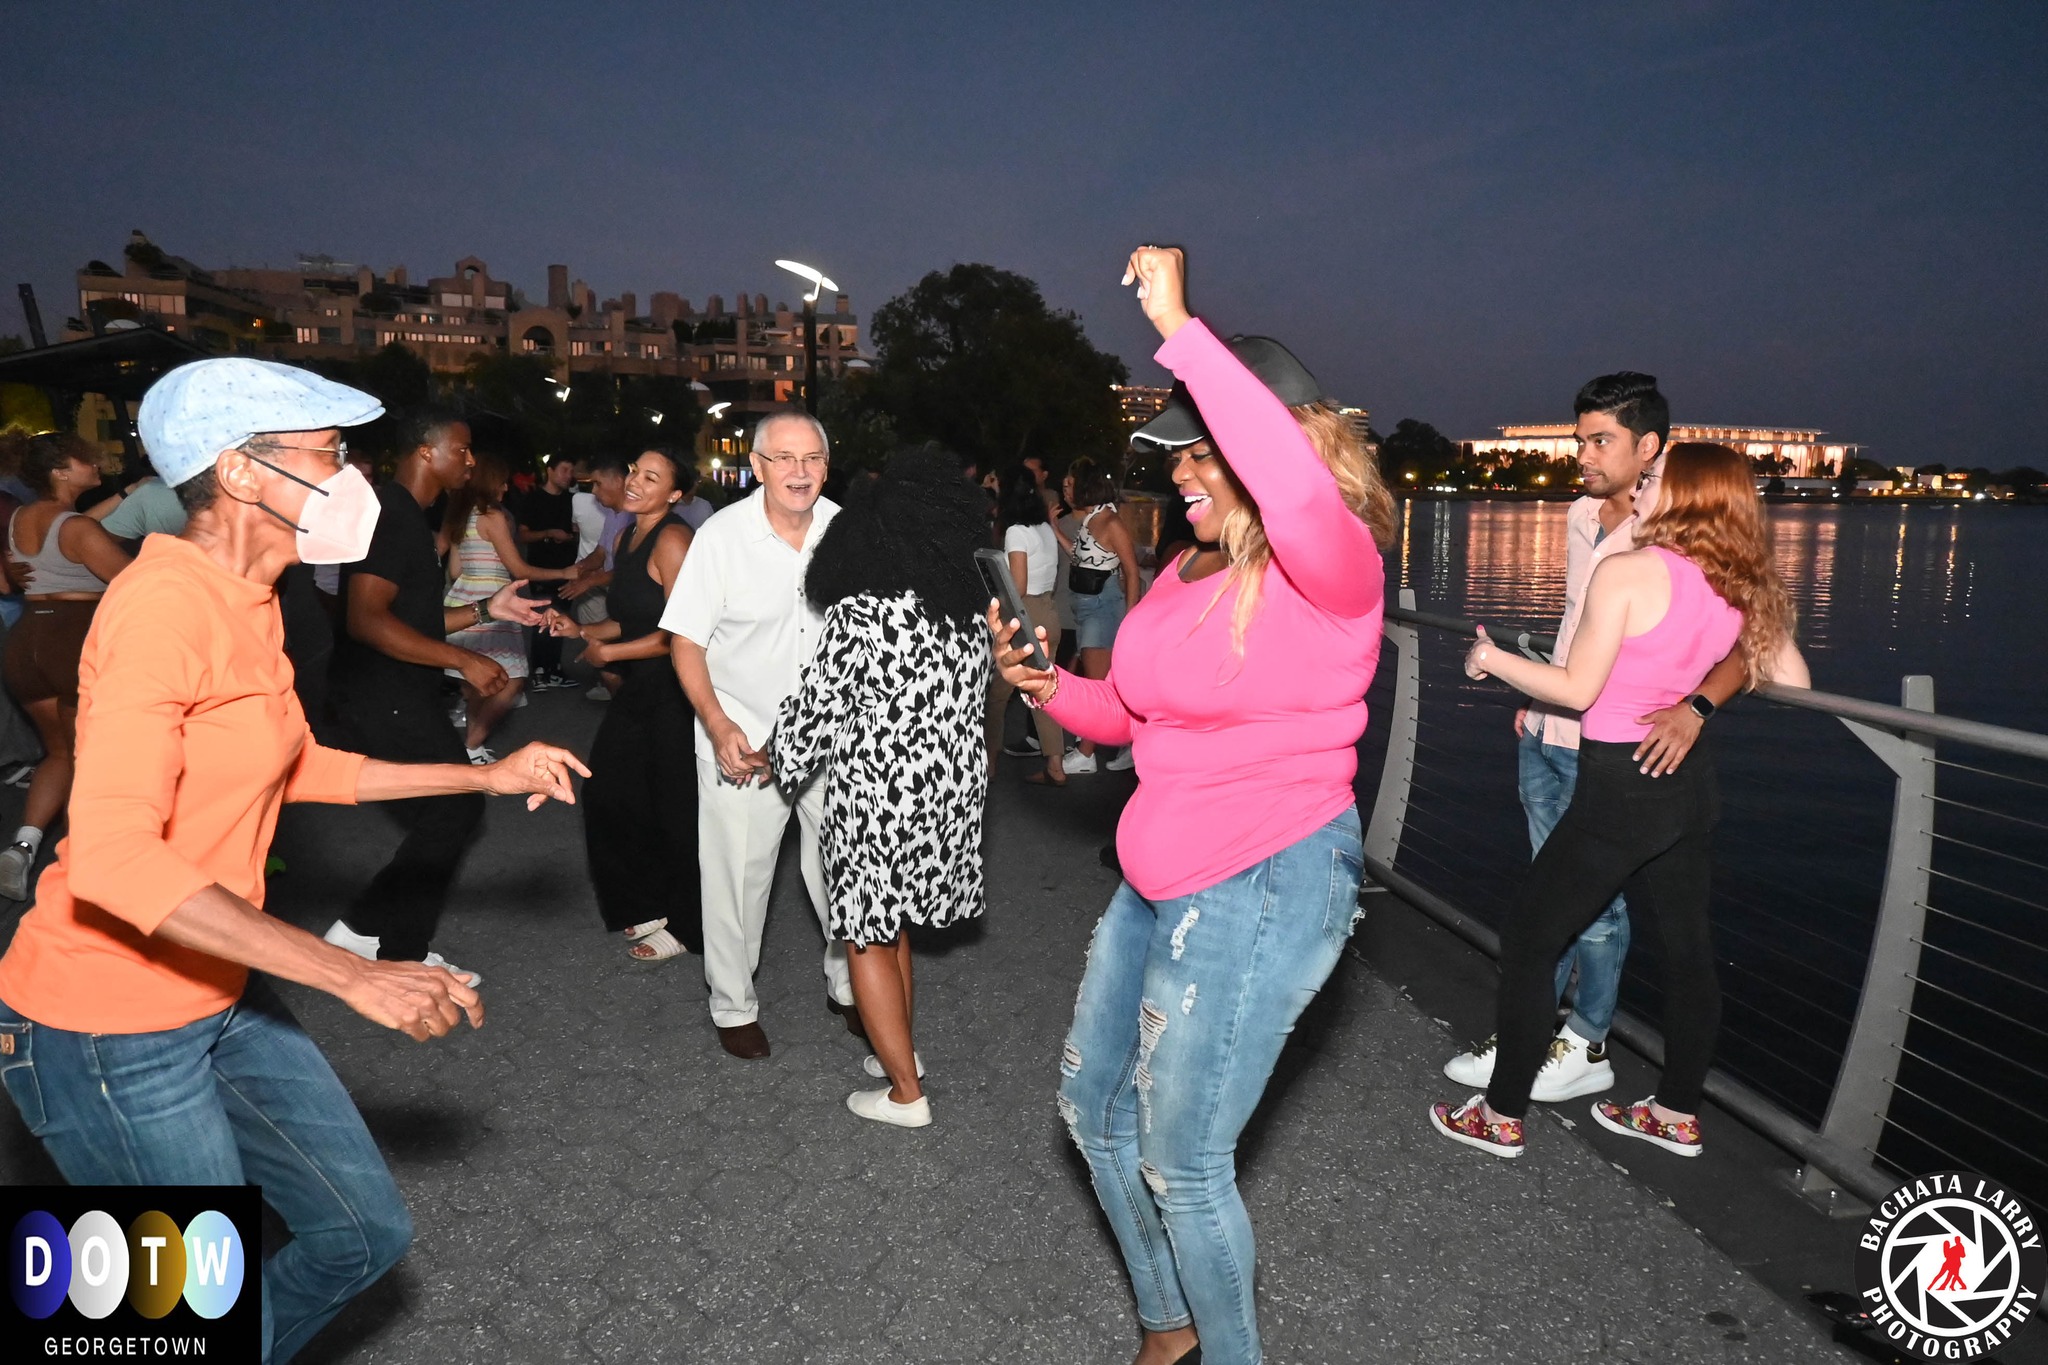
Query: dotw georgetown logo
1856 1170 2045 1360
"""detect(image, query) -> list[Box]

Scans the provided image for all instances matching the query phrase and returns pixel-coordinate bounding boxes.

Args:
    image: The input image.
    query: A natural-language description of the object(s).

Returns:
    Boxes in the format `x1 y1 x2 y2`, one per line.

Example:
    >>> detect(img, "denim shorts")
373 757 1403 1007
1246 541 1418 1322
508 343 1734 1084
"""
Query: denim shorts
1070 572 1126 650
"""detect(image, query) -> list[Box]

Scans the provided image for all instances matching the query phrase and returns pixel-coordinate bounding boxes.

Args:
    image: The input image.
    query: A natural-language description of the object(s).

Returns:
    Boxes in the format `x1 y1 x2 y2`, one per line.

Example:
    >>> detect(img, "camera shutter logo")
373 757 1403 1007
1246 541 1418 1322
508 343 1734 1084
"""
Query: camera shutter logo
1857 1171 2046 1360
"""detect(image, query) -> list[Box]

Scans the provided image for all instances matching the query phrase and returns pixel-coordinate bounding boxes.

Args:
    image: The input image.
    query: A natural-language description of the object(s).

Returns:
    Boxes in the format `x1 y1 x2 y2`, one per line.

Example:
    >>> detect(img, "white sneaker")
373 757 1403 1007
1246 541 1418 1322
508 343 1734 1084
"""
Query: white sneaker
862 1052 926 1080
1531 1025 1614 1103
466 746 496 766
1106 747 1135 772
586 684 612 702
1062 748 1097 775
1443 1033 1498 1087
0 842 34 901
422 951 483 988
847 1087 931 1128
323 920 381 959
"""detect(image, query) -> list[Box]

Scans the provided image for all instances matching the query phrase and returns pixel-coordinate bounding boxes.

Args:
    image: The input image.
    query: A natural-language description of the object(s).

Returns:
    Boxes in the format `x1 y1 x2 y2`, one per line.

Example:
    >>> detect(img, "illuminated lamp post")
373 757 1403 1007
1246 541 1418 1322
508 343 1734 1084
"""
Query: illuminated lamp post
773 259 838 417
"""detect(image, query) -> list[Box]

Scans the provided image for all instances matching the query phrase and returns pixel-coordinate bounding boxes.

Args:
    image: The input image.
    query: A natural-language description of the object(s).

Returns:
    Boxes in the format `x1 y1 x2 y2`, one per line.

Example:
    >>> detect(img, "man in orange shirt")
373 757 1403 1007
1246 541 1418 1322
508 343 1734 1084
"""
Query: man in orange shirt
0 359 588 1365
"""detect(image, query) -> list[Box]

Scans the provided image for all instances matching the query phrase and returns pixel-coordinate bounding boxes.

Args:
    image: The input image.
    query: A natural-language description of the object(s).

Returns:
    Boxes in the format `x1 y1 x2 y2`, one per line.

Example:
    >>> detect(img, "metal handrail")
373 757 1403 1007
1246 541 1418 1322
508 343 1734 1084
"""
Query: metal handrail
1368 592 2048 1211
1385 603 2048 760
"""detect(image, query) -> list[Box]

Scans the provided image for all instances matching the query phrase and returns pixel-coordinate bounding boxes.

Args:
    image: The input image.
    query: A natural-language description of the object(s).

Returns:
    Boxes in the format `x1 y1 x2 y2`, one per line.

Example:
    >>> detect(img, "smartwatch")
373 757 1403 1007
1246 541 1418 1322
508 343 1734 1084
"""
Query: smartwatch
1685 693 1716 721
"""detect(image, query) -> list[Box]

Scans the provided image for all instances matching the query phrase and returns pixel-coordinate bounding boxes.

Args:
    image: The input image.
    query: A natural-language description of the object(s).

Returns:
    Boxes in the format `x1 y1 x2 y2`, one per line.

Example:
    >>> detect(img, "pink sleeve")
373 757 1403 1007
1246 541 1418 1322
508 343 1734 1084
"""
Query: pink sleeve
1040 667 1135 746
1155 319 1384 618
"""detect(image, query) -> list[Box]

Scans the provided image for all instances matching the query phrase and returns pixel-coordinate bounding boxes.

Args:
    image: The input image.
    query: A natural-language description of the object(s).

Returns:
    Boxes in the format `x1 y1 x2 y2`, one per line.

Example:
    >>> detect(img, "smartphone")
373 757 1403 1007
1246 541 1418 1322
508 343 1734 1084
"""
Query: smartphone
975 547 1052 671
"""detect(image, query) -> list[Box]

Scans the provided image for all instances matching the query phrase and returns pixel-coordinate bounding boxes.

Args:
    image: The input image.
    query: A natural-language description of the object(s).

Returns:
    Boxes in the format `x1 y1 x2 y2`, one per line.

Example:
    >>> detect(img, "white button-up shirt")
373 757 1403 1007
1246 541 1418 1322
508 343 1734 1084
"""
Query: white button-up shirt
1532 458 1663 750
658 487 839 758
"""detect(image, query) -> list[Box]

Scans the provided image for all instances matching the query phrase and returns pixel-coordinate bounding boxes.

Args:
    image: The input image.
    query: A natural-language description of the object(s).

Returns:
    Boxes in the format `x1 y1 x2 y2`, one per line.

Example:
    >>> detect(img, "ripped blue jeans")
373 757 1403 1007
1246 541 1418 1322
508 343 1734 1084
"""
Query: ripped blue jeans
1057 808 1363 1365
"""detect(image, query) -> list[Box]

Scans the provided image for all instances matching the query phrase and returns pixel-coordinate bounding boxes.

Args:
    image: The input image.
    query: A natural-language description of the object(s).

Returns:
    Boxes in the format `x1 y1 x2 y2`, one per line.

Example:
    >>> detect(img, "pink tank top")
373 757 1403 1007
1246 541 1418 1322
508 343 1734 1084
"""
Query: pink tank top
1580 546 1743 743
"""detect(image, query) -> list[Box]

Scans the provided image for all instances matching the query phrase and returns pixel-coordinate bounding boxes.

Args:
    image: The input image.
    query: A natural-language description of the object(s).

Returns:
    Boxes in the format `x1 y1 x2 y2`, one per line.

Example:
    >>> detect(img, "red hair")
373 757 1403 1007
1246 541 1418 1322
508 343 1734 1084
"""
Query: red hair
1636 442 1795 685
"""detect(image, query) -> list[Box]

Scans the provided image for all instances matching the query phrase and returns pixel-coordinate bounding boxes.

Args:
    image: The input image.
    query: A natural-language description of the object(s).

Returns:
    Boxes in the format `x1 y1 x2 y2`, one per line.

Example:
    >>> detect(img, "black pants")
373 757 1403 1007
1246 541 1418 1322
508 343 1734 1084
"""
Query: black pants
1485 739 1722 1118
330 682 485 961
581 664 703 949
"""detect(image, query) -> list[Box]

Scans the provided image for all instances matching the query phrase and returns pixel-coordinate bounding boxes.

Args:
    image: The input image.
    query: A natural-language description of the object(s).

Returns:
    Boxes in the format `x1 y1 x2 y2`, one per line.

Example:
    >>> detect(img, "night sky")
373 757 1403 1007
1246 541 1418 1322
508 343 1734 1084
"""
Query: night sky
6 3 2043 464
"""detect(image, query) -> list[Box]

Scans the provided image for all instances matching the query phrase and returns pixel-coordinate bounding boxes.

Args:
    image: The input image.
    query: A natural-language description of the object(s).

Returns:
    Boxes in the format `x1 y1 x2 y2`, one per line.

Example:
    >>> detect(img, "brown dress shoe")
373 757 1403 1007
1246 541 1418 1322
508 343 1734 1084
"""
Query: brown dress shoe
827 996 867 1041
717 1022 770 1059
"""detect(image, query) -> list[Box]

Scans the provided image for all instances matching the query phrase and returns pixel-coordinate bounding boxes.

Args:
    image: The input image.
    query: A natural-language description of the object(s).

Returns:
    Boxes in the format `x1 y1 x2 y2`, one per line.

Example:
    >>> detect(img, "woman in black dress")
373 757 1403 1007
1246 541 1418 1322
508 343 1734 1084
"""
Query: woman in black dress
544 450 699 961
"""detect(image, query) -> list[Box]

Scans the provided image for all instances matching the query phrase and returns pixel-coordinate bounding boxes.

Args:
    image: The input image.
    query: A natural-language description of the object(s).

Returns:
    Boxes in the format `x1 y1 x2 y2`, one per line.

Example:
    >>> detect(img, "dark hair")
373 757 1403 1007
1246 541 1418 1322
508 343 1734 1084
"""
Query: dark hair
5 431 98 498
804 445 992 626
629 446 684 493
175 469 221 514
393 403 467 456
1573 372 1669 448
996 466 1047 529
639 444 698 492
1066 457 1116 508
582 451 629 479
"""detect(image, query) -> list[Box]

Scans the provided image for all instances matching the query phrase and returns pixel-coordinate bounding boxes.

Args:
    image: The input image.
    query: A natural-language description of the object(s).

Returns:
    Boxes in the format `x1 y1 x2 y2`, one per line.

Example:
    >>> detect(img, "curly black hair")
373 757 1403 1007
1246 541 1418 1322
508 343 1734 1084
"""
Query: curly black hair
804 445 991 626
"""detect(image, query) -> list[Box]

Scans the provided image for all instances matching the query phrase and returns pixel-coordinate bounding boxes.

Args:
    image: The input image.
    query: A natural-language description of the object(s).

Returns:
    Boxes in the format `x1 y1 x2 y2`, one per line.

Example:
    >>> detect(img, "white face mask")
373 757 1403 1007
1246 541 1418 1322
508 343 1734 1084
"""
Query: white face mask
255 461 382 564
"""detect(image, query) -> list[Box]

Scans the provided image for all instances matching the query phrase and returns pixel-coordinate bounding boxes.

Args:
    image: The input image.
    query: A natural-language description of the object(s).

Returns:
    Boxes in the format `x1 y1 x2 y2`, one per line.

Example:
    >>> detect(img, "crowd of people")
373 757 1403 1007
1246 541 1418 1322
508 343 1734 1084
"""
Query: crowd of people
0 244 1803 1365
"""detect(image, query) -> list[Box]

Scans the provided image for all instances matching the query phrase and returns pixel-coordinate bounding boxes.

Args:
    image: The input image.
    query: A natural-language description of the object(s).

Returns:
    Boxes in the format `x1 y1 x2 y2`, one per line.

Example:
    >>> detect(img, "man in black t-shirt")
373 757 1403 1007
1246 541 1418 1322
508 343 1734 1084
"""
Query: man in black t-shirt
325 409 543 976
518 453 579 687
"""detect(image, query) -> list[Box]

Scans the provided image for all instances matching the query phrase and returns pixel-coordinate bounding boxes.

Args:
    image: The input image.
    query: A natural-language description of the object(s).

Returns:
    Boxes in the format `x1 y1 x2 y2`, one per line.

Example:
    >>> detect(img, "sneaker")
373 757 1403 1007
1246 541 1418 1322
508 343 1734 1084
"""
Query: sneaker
323 920 381 960
1443 1033 1498 1087
0 762 34 789
422 951 483 988
1429 1095 1524 1158
846 1087 932 1128
1591 1097 1703 1156
862 1052 926 1080
536 670 576 690
1062 748 1098 775
466 746 496 766
586 683 612 702
0 842 34 901
1531 1025 1615 1102
1106 747 1135 772
1002 736 1042 758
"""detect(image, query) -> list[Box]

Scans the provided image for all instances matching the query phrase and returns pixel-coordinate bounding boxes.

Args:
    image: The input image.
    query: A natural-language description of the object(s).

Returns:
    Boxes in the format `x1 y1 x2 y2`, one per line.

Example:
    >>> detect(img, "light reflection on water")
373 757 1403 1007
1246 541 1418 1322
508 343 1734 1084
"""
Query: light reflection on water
1389 500 2036 731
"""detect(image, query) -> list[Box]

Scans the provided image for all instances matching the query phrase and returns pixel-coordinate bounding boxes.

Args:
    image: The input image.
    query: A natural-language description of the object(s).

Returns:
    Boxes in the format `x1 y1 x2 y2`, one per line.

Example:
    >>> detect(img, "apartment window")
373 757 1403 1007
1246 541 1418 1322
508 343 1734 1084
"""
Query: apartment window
322 307 339 317
296 327 319 344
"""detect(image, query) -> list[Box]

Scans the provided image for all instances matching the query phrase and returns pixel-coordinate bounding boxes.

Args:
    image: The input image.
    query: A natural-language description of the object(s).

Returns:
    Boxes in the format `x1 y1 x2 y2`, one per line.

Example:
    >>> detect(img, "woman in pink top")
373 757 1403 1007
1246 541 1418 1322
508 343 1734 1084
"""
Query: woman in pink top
990 247 1394 1365
1431 443 1796 1162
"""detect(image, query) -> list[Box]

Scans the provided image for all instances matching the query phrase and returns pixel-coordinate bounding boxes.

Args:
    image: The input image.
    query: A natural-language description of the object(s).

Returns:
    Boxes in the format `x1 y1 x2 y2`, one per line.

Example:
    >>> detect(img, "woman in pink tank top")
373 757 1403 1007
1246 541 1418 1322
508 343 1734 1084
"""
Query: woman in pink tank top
1429 443 1796 1162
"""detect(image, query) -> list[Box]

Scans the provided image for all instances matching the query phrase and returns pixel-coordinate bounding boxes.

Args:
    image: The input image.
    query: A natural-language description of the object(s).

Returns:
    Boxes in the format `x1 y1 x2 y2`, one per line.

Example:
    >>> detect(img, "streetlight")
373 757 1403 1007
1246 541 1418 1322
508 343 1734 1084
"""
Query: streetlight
774 259 838 417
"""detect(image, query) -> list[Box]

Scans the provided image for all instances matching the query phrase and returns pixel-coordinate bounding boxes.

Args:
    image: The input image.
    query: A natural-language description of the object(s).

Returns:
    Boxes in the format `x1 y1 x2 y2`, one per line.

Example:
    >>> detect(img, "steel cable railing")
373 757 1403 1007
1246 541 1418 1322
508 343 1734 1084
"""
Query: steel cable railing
1363 590 2048 1212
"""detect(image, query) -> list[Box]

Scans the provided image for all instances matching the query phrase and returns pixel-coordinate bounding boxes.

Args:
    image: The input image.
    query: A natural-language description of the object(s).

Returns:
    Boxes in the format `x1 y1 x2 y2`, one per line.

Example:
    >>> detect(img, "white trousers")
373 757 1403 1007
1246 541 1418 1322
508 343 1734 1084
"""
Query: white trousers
696 757 852 1026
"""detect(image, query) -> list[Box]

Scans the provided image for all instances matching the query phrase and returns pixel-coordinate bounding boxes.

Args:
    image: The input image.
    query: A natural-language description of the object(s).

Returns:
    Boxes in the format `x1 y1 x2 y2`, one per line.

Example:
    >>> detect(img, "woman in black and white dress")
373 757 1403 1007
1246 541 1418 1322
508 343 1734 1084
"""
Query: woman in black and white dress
768 447 992 1129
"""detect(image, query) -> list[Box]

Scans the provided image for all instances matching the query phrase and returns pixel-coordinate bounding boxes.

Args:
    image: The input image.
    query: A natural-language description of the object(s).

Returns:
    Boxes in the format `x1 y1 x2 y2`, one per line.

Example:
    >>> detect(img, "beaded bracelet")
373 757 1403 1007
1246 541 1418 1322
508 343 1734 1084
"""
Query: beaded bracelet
1022 670 1061 710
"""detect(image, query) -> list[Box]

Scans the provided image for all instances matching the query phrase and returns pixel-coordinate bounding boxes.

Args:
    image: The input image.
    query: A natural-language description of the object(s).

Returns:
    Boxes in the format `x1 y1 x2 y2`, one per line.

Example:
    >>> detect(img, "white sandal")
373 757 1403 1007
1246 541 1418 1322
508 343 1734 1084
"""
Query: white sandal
623 919 687 962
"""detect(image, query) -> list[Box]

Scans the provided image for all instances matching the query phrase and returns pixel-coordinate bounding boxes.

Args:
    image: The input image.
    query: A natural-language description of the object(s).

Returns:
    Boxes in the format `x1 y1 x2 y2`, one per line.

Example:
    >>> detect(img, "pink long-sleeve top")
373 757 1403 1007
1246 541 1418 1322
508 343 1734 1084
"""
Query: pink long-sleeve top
1043 319 1386 900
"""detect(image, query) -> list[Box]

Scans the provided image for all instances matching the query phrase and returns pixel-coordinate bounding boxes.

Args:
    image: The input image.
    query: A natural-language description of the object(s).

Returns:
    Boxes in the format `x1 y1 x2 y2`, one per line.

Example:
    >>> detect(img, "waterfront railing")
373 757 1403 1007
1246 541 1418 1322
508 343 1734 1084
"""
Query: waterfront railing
1362 589 2048 1211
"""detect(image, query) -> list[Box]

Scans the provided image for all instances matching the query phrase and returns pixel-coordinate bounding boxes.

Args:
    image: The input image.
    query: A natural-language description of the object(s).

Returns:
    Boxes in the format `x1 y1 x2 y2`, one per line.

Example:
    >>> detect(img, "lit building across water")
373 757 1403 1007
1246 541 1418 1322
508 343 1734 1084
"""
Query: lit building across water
1464 423 1863 478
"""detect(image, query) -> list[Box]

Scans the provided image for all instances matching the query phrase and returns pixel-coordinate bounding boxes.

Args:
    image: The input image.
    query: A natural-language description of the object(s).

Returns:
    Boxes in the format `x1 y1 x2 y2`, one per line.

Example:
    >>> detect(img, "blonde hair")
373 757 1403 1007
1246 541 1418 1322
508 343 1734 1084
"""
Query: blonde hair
1201 402 1396 650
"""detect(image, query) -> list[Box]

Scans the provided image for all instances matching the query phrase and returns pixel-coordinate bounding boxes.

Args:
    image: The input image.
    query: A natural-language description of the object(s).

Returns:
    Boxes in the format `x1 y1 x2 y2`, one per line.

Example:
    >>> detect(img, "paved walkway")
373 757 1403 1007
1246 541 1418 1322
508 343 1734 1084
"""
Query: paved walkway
0 686 1859 1364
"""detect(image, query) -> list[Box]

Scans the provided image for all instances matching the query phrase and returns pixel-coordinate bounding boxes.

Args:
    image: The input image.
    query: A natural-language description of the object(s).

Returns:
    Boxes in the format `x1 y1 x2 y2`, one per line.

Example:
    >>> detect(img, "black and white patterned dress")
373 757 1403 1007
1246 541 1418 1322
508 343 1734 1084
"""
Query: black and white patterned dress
770 590 991 946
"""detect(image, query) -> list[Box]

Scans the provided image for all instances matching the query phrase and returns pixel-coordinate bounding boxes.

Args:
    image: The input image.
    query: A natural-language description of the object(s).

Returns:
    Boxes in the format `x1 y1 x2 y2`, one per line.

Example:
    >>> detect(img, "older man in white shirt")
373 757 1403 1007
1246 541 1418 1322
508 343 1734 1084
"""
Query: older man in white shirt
661 412 855 1059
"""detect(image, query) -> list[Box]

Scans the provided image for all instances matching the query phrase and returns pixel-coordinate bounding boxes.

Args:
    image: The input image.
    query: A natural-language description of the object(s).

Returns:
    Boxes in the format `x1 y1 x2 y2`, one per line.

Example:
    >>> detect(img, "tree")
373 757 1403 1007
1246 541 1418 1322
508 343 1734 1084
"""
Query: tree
862 264 1128 469
1379 419 1459 488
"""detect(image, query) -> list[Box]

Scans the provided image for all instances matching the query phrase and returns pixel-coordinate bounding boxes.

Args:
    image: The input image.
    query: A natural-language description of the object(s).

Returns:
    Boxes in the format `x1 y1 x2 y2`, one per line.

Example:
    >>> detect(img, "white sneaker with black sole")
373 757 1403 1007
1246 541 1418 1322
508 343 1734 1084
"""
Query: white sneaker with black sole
1443 1026 1614 1102
1061 748 1097 775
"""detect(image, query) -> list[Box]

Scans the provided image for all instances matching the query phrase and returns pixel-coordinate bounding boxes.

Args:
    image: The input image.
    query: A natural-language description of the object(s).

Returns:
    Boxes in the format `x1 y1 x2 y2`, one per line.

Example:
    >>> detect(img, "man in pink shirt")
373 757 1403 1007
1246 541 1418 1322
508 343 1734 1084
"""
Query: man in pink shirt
1444 373 1667 1100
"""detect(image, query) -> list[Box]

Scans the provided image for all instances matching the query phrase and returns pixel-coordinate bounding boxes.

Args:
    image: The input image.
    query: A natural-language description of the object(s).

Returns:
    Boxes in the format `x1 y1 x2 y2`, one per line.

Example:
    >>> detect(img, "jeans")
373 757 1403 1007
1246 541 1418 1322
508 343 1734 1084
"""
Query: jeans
0 978 412 1364
1071 573 1127 651
1486 740 1722 1118
1059 808 1364 1365
1519 728 1630 1040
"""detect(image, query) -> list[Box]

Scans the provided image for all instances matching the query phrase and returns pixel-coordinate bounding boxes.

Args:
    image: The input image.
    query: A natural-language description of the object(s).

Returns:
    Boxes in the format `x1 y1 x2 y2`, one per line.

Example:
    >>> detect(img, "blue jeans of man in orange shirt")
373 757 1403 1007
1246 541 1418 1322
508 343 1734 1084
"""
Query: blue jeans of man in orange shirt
1520 727 1631 1040
1057 808 1363 1365
0 977 411 1364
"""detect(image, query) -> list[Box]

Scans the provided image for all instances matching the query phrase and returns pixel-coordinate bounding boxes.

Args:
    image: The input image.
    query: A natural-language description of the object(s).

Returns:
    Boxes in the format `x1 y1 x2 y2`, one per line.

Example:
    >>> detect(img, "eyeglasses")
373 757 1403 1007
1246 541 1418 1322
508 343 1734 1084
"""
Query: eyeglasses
243 438 348 461
756 452 829 470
